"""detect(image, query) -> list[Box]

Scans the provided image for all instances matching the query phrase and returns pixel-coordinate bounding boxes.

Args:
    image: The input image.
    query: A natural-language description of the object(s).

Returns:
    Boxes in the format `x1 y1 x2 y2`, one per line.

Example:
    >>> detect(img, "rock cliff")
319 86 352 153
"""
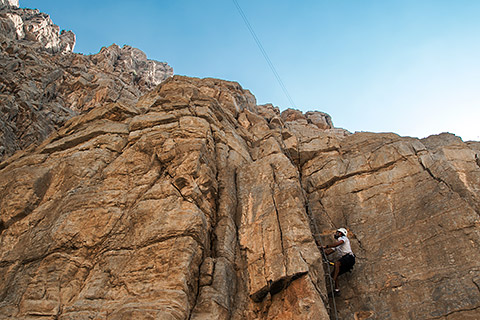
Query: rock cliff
0 4 173 161
1 74 479 319
1 3 480 320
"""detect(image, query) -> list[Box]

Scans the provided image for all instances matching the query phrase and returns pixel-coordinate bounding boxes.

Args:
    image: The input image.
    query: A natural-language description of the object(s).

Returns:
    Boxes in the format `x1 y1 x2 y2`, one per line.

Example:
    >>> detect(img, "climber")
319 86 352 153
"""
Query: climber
322 228 355 294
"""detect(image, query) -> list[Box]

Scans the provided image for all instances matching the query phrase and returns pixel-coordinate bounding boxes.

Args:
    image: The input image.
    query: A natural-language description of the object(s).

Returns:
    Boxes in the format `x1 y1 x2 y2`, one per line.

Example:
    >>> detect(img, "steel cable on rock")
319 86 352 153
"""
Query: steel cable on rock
305 203 339 320
232 2 337 317
232 0 297 109
278 130 339 320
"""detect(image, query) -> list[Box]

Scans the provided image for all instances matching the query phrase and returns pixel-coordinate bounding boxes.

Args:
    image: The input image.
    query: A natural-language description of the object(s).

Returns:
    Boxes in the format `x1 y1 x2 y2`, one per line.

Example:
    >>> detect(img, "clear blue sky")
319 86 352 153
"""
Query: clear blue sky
21 0 480 141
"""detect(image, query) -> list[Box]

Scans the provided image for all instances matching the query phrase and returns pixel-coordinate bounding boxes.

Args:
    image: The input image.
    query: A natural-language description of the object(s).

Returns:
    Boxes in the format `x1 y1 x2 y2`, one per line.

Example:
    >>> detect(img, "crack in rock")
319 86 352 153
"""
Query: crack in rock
250 272 308 303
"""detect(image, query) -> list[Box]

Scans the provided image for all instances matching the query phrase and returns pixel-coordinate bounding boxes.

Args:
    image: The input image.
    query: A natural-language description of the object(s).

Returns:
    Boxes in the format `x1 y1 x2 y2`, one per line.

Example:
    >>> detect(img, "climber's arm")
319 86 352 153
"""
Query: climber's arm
323 239 344 249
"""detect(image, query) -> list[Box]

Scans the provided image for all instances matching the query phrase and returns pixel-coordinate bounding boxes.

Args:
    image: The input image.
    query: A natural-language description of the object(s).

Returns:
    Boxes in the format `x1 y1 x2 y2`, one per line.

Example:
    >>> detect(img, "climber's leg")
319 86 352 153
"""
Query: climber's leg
332 260 341 290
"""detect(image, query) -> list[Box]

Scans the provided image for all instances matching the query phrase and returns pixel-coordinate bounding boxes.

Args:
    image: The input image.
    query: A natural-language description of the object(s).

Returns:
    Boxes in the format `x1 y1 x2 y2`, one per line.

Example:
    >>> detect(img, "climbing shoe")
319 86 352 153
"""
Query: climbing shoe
328 289 341 298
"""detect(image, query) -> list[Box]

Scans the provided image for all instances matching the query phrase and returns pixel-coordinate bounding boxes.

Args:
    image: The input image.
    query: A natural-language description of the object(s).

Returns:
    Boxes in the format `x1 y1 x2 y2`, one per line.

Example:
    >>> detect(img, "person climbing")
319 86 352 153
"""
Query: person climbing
322 228 355 295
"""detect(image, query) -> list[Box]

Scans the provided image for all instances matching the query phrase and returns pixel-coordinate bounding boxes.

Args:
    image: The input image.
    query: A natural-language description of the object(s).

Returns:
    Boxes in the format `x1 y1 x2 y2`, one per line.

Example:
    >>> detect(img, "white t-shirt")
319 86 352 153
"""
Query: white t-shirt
334 236 353 260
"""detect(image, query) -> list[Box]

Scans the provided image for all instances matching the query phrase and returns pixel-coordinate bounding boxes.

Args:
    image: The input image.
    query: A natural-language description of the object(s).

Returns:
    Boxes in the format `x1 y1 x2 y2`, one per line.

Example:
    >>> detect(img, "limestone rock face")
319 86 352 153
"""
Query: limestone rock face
0 5 173 161
0 76 330 319
303 132 480 319
1 73 479 320
0 0 18 8
1 6 75 53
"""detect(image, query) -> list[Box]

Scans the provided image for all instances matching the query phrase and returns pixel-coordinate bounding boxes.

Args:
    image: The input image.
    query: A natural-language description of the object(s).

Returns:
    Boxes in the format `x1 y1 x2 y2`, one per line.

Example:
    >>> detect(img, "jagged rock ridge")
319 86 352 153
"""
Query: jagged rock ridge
0 3 173 161
0 0 18 9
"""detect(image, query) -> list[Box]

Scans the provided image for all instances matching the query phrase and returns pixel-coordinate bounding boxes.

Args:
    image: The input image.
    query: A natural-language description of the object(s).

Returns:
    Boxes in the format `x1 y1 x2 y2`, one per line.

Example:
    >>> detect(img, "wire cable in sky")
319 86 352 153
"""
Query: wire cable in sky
232 0 297 109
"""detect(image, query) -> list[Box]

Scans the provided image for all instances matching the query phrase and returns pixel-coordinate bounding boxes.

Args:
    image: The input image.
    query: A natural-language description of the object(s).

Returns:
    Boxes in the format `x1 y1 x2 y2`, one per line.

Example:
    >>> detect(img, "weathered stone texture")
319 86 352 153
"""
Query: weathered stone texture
0 5 173 161
2 73 479 320
303 132 480 319
0 75 335 319
0 0 18 8
1 6 75 54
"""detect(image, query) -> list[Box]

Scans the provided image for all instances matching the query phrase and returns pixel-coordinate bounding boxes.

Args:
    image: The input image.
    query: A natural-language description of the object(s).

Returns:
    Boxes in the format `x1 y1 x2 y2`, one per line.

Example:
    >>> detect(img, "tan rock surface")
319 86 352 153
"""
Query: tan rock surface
302 132 480 319
0 75 335 319
1 72 480 320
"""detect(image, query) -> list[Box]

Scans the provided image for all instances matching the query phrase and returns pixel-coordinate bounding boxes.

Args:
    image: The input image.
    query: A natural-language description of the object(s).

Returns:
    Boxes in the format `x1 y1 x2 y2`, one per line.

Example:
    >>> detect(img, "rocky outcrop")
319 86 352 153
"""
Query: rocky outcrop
0 4 173 161
1 5 74 53
1 75 479 320
0 0 18 8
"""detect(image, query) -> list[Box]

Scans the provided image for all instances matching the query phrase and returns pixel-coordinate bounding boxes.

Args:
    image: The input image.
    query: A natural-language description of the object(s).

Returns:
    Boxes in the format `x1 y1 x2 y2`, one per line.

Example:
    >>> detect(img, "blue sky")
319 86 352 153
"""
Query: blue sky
21 0 480 141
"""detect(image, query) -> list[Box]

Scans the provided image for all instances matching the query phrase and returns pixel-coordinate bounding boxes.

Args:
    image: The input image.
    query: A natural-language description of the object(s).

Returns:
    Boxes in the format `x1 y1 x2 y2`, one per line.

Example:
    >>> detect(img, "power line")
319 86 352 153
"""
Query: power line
232 0 297 109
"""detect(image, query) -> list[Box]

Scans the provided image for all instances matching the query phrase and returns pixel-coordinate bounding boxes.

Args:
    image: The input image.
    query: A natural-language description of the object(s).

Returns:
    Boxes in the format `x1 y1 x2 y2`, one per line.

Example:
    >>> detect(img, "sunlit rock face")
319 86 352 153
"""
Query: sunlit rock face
0 76 330 319
1 5 75 53
0 5 173 161
1 3 480 320
304 132 480 319
1 74 479 320
0 0 18 8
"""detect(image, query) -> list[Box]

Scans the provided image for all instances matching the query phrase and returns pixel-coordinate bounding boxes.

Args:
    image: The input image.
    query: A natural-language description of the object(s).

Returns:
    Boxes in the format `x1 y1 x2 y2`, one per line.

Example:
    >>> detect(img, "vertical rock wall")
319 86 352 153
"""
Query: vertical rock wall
0 76 333 319
1 75 479 319
301 132 480 319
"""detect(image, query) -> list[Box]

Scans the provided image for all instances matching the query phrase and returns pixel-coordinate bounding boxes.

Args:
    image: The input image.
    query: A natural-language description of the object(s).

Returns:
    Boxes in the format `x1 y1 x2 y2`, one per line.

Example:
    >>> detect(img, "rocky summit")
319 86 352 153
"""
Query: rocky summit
1 3 480 320
0 3 172 161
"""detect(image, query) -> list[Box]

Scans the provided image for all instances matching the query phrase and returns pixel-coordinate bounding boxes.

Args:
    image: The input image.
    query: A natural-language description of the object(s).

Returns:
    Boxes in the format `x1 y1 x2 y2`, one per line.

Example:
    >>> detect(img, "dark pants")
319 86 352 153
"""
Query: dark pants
337 253 355 276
